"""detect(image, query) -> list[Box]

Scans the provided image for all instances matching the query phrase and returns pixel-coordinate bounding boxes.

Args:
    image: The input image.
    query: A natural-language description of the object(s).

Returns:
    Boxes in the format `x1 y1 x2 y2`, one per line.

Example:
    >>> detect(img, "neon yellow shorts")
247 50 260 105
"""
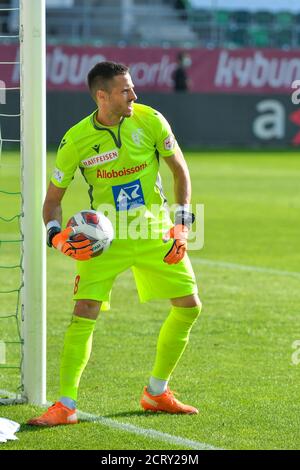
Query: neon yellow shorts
73 237 198 310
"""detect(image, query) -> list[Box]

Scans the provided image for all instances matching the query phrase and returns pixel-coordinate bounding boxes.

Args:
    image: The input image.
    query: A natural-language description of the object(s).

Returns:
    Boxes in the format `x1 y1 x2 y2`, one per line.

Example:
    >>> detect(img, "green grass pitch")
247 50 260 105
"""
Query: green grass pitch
0 150 300 450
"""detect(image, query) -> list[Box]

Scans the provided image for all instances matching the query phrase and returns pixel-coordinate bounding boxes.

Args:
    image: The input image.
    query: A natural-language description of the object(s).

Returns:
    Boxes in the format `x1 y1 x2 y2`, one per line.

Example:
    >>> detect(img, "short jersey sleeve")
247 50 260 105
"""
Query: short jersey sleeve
50 133 79 188
152 110 177 158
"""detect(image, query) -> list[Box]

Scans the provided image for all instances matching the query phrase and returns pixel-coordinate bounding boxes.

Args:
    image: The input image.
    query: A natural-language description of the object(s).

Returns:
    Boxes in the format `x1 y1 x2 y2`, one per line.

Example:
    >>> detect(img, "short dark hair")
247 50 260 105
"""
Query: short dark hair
87 61 129 99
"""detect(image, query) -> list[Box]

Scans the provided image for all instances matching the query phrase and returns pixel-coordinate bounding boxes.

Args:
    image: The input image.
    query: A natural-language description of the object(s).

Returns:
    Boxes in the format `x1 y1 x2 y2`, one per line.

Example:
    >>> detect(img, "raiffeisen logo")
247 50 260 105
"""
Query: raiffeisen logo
97 162 148 179
81 150 119 167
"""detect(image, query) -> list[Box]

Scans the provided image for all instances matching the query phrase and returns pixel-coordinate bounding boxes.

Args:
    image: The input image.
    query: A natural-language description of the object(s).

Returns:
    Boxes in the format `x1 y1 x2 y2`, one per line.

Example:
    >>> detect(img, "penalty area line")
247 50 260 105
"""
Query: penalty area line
46 400 222 450
0 390 221 450
74 408 222 451
192 258 300 279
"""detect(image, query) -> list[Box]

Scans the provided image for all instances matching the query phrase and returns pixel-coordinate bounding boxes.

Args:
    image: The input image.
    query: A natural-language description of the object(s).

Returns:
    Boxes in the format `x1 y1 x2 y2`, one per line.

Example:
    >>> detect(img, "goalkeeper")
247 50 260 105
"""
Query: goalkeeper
28 62 202 426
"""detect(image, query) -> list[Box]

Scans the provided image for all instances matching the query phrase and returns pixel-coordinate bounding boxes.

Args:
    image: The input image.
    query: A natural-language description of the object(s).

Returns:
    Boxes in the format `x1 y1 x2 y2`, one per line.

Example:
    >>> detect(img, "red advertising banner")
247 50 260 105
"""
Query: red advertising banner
1 45 300 94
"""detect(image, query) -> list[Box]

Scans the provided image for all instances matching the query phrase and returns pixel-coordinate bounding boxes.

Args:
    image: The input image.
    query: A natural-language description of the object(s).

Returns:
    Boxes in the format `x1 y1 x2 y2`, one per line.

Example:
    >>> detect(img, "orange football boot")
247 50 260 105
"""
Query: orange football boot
27 402 78 427
140 387 198 414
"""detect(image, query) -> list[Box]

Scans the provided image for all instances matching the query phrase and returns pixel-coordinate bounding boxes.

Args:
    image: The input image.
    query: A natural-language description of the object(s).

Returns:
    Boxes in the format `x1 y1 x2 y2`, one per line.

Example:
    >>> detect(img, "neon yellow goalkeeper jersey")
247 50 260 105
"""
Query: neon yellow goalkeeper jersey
51 103 177 232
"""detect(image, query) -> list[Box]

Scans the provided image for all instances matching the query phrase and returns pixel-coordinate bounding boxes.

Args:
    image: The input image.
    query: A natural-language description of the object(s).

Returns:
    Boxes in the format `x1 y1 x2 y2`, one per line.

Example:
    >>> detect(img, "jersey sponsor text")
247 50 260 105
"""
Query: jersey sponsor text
97 162 148 179
81 150 119 167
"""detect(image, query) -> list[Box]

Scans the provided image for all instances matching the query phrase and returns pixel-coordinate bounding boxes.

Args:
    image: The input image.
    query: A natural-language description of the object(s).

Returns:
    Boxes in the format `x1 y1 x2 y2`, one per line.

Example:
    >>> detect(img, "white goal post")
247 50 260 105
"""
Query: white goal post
20 0 47 405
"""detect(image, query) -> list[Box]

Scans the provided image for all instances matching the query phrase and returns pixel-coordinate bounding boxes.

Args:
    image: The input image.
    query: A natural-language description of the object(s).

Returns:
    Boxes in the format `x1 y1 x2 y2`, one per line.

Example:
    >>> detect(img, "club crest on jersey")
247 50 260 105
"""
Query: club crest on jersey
132 129 144 147
164 134 176 151
81 149 119 167
112 179 145 211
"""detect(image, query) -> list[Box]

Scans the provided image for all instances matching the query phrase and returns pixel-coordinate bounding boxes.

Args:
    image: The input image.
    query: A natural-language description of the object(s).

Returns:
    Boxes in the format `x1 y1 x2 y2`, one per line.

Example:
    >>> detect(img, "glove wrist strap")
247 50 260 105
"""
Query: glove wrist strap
175 208 195 229
46 220 61 247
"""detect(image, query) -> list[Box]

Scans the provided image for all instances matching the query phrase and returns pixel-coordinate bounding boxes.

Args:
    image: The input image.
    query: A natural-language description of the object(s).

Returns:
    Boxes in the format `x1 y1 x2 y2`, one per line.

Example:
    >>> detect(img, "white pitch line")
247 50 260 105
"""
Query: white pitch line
74 408 222 451
192 258 300 279
0 390 221 450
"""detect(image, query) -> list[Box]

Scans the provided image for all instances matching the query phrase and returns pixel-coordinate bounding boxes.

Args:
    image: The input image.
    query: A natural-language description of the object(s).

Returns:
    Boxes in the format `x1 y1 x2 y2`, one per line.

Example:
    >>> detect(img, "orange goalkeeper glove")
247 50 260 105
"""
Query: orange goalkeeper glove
49 226 95 261
163 224 189 265
163 208 195 265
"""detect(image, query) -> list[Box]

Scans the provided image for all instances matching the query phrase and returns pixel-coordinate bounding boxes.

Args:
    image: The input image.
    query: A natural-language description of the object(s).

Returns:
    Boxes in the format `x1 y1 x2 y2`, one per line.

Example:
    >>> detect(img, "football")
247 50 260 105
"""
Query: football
66 210 114 257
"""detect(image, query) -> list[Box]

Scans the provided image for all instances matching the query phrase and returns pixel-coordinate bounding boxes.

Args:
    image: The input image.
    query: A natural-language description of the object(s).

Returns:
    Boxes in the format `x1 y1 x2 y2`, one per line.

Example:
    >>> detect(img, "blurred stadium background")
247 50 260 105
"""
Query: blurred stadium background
1 0 300 450
2 0 300 147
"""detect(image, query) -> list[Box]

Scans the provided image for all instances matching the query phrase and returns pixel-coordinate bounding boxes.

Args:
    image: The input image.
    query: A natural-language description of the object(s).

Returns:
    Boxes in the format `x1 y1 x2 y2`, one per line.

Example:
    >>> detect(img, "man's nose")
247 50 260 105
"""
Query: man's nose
130 90 137 101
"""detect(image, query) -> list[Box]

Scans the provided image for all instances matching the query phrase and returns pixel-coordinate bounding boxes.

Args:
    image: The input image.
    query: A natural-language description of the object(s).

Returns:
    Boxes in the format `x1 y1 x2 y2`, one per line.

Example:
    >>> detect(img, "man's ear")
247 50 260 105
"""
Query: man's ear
96 89 107 104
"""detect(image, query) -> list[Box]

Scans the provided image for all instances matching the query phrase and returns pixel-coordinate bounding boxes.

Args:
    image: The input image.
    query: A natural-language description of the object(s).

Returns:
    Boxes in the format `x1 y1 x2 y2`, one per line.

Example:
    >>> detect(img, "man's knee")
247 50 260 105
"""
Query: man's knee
171 293 202 309
73 299 101 320
170 294 202 326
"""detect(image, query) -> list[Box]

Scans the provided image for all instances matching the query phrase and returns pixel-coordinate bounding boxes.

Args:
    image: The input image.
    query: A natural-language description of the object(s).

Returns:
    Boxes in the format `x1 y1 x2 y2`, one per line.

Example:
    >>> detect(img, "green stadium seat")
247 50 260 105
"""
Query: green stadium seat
188 8 213 44
276 11 294 27
214 10 231 47
192 8 213 24
249 26 270 47
215 9 230 26
227 27 248 47
188 8 208 28
252 11 274 25
275 29 293 48
231 10 251 26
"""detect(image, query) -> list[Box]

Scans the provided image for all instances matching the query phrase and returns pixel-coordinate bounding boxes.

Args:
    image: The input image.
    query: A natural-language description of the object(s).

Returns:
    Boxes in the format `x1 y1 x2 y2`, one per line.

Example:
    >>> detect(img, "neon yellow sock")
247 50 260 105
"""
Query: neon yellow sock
151 304 201 381
60 315 96 401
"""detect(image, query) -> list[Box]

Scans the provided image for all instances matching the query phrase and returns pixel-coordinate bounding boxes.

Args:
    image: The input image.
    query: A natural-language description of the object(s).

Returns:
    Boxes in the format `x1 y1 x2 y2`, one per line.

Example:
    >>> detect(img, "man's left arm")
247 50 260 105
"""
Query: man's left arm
163 145 191 206
162 146 195 264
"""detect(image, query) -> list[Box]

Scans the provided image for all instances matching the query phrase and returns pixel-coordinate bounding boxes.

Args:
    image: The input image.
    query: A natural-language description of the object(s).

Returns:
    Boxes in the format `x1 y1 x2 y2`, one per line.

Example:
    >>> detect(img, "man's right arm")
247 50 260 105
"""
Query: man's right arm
43 181 66 227
43 182 67 248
